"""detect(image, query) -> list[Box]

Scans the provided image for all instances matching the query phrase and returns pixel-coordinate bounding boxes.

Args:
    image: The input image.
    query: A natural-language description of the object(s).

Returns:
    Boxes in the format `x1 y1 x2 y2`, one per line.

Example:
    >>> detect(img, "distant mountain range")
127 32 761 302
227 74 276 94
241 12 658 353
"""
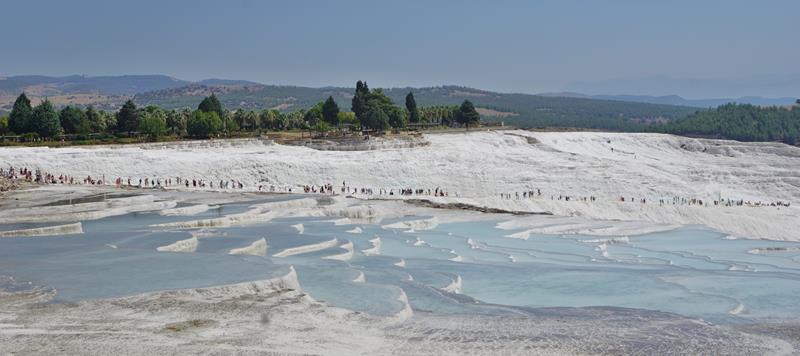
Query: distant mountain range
2 74 794 130
537 92 798 108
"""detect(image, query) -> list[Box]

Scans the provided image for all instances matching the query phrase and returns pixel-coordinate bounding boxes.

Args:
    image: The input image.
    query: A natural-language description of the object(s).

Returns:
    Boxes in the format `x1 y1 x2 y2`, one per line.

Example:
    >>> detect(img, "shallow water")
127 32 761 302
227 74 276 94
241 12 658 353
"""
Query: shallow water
38 192 140 207
2 196 800 324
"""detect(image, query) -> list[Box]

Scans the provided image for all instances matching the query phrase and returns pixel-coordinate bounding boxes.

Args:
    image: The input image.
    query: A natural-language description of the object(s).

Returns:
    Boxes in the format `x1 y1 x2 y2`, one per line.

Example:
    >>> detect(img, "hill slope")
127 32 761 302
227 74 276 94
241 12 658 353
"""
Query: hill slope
0 74 189 112
134 84 699 130
660 103 800 144
0 74 188 96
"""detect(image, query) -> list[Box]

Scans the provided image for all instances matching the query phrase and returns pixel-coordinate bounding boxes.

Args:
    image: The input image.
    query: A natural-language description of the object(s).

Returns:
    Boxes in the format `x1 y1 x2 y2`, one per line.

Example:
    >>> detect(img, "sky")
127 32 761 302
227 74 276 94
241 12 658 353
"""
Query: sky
1 0 798 97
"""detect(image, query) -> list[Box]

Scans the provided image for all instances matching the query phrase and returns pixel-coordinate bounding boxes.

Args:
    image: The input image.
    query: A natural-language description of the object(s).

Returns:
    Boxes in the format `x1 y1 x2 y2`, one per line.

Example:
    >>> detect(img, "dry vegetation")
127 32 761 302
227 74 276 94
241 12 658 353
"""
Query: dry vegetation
475 107 518 118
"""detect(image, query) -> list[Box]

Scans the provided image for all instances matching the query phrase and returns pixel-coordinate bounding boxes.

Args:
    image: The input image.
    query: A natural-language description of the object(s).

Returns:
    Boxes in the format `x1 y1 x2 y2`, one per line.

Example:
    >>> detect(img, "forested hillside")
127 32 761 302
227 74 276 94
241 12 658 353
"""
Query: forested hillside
659 104 800 144
134 84 698 131
133 84 353 112
382 86 697 130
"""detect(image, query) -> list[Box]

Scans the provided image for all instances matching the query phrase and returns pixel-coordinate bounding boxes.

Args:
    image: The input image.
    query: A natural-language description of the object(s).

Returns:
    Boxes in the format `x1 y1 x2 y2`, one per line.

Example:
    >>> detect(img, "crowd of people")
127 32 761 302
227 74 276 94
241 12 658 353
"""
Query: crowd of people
1 166 85 185
2 165 791 209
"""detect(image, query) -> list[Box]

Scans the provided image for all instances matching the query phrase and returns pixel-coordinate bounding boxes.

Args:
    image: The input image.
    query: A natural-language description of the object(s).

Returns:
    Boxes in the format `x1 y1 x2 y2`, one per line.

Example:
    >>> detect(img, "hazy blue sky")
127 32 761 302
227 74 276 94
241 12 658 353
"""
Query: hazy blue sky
1 0 798 96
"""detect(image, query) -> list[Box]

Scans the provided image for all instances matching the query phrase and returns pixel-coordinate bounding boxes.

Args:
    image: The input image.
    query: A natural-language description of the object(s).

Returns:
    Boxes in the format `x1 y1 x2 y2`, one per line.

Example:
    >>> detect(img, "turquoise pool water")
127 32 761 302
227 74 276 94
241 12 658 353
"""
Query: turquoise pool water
2 196 799 324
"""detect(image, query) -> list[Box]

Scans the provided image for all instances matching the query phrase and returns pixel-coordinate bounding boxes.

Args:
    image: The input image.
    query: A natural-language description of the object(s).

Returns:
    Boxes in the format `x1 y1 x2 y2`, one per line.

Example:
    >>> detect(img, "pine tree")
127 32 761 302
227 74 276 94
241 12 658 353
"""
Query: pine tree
30 99 61 138
405 92 420 123
322 96 340 126
9 93 32 134
198 94 224 119
59 106 87 134
116 100 140 134
351 81 368 121
85 106 106 133
456 100 480 127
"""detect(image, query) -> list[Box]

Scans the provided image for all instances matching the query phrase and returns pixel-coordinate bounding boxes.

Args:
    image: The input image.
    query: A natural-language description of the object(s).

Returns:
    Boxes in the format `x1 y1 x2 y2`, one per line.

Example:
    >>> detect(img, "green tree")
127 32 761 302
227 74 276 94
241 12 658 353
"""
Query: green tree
351 80 369 122
222 110 238 133
387 105 408 129
30 99 62 138
286 110 306 129
187 110 222 138
337 111 357 127
59 106 87 134
233 109 256 131
9 93 32 134
366 89 393 109
260 109 280 130
456 100 481 127
179 108 192 134
420 105 458 126
322 96 340 126
198 94 224 119
116 100 140 134
138 114 167 140
0 116 8 135
165 109 187 136
138 106 168 139
269 109 295 130
362 101 389 131
233 110 247 129
312 121 331 134
244 110 259 131
84 106 106 133
100 110 116 133
405 92 420 123
349 84 409 130
304 102 324 126
367 89 407 129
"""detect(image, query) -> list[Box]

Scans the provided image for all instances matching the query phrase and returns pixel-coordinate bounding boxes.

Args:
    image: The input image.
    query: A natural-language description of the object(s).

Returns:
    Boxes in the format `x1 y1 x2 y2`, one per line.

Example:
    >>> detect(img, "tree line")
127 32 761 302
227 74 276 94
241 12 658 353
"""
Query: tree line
0 81 481 140
657 103 800 144
351 80 479 131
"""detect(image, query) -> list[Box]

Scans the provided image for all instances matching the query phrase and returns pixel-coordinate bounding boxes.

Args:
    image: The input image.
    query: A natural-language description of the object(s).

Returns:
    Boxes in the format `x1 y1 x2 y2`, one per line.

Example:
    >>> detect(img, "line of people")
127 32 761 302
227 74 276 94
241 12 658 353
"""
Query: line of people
500 189 543 200
2 166 250 192
118 176 245 190
497 186 790 209
3 165 791 209
340 182 451 197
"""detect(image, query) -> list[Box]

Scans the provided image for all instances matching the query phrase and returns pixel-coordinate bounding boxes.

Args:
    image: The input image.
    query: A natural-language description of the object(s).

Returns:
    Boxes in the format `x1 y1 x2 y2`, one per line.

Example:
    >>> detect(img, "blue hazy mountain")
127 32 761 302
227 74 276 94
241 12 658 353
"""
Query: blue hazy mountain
564 74 800 101
538 92 797 108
